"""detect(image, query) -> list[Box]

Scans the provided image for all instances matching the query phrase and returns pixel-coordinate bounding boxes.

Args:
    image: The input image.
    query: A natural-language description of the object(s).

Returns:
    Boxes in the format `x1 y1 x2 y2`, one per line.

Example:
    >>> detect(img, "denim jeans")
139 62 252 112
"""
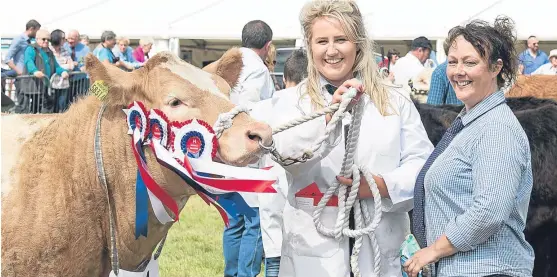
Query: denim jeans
264 257 280 277
223 208 264 277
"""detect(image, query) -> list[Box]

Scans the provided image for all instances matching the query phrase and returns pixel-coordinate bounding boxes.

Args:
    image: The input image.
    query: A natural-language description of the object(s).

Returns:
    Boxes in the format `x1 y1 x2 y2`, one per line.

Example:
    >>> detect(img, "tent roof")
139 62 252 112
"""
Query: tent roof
2 0 555 41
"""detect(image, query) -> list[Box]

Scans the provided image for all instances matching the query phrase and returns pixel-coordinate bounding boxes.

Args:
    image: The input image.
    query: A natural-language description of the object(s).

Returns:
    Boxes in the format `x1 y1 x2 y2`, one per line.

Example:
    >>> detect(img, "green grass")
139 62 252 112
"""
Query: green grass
158 196 266 277
159 196 226 277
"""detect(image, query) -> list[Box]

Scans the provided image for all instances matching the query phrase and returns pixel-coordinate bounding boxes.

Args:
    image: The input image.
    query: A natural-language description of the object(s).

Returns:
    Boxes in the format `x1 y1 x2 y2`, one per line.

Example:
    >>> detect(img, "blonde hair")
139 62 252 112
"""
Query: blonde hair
36 29 50 40
265 43 277 71
139 37 154 46
117 37 130 45
300 0 391 115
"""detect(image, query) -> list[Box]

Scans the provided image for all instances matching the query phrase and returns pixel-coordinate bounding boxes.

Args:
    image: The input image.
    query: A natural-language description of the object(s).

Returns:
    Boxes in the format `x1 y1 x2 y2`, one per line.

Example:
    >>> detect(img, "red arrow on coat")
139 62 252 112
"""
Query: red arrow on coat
294 182 338 207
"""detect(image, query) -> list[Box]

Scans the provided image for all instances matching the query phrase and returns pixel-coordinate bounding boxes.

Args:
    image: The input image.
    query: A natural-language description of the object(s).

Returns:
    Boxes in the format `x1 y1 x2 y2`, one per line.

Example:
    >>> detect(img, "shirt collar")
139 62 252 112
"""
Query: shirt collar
458 90 506 126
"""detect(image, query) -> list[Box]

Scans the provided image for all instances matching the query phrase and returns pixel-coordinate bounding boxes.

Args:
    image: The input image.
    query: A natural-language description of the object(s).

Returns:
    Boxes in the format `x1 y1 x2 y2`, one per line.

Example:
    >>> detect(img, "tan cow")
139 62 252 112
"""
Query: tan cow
1 48 272 276
506 75 557 101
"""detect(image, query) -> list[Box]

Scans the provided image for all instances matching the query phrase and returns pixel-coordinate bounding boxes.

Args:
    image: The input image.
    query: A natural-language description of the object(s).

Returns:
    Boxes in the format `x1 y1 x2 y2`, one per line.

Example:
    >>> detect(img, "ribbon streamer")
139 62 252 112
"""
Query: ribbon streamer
125 101 280 231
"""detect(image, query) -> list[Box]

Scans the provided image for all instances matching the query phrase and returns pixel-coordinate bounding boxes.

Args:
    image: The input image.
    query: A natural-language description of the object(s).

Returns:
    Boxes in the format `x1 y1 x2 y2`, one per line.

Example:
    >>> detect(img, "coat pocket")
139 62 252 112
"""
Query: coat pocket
283 204 343 258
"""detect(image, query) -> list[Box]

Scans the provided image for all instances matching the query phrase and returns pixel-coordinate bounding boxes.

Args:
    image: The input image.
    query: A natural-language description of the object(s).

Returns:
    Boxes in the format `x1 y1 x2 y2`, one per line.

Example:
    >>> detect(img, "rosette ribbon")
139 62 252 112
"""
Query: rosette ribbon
124 102 179 239
124 101 278 233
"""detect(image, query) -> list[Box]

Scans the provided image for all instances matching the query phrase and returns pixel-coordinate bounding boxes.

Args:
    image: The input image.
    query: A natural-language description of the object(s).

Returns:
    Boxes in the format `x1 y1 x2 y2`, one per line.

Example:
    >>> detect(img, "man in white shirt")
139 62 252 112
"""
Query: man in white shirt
391 36 433 91
223 19 276 277
532 49 557 75
229 21 276 108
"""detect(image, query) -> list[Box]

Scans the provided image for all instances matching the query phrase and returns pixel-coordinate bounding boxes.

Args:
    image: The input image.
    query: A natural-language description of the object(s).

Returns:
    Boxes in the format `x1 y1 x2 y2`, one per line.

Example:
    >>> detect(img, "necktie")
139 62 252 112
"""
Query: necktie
412 116 465 248
325 84 337 95
71 47 76 61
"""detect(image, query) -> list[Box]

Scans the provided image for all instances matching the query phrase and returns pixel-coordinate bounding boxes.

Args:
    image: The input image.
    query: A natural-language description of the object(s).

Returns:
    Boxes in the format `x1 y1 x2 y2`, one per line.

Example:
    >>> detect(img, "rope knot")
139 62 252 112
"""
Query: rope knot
213 105 250 138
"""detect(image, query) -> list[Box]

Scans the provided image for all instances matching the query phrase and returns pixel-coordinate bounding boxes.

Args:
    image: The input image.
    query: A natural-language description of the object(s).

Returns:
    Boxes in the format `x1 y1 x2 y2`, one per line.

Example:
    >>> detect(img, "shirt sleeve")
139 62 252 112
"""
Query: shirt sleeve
378 95 435 213
98 49 113 63
24 46 38 75
4 37 22 64
444 123 529 252
426 65 448 105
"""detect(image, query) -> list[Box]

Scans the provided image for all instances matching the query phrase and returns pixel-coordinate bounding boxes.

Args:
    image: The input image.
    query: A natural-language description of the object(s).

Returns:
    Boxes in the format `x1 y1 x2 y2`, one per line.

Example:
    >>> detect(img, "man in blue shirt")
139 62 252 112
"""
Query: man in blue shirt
426 61 463 105
518 36 549 75
63 29 91 104
64 29 90 72
3 19 41 113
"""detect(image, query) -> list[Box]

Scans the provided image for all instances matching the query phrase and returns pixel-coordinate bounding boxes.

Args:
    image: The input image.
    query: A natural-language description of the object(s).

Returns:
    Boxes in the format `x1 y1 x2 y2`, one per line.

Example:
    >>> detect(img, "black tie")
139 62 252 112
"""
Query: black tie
325 84 337 95
412 116 465 248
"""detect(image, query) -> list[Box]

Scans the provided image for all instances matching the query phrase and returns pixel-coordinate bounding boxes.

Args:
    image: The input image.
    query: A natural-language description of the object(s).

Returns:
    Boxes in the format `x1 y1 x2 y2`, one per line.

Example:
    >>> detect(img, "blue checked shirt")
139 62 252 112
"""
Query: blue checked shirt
424 90 535 276
426 61 462 105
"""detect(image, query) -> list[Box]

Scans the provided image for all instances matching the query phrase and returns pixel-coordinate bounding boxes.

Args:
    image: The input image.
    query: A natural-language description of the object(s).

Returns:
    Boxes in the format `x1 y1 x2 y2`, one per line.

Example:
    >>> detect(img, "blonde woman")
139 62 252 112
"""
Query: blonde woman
265 43 281 90
251 1 433 276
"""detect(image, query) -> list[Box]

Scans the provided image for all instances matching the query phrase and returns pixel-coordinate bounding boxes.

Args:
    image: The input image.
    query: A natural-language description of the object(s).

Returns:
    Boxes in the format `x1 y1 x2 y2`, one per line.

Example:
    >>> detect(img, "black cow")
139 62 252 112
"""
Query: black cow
414 97 557 277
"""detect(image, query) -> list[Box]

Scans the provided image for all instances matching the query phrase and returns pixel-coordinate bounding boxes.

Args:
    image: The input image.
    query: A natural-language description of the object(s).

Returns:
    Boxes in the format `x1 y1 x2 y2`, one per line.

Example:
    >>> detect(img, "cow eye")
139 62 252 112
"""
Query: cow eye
169 99 181 107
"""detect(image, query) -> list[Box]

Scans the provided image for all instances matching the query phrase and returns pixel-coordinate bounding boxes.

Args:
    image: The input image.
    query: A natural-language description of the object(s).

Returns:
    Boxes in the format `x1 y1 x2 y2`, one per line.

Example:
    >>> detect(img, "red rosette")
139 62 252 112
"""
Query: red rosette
169 118 218 161
148 109 171 148
125 101 150 142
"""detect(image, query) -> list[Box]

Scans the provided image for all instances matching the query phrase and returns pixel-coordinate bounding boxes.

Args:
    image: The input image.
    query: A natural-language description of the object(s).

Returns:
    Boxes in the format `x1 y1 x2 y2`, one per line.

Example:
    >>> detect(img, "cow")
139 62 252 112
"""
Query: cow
506 75 557 101
413 97 557 277
1 48 273 276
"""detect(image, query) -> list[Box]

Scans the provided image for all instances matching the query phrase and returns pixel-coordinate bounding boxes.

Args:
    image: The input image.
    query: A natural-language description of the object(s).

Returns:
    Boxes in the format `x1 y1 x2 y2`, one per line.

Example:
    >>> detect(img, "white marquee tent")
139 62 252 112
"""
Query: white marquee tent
1 0 555 41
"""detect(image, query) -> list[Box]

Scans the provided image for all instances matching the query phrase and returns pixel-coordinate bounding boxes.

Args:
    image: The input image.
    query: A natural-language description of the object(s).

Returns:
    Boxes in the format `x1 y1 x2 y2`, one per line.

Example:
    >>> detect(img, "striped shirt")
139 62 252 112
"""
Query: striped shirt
424 90 535 276
426 61 463 105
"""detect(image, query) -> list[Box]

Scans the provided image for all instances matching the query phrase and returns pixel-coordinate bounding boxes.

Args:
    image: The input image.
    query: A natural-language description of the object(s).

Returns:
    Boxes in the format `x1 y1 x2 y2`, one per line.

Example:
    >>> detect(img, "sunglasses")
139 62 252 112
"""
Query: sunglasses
39 38 50 42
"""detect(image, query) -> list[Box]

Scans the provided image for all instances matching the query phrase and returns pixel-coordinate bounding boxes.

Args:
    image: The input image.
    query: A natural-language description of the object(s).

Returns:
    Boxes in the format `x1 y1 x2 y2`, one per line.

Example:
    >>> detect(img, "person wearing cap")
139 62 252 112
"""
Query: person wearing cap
390 36 433 92
531 49 557 75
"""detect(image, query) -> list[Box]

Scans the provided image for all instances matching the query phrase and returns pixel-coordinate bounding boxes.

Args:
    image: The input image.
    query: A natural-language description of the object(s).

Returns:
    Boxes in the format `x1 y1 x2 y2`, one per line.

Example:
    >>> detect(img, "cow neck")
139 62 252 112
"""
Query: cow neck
95 102 189 271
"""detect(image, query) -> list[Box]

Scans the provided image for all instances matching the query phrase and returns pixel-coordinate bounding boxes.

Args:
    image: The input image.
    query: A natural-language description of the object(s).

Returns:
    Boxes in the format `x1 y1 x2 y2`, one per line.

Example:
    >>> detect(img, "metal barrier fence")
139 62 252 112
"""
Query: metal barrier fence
2 72 90 114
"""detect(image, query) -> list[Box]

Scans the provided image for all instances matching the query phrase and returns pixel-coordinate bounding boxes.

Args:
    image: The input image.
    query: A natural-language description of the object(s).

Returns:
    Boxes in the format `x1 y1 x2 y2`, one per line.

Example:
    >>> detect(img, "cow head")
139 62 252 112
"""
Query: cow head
83 49 271 167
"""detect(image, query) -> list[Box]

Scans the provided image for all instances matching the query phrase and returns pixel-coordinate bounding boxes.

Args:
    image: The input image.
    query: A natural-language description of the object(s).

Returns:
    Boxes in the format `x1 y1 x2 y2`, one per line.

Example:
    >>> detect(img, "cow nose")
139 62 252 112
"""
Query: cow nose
246 122 273 151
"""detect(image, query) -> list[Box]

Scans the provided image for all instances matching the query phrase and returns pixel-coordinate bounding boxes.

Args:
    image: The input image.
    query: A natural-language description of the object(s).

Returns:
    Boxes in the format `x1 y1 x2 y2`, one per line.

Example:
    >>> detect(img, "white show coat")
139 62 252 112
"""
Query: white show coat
259 79 434 277
249 94 290 258
391 52 426 91
230 47 276 208
230 47 276 108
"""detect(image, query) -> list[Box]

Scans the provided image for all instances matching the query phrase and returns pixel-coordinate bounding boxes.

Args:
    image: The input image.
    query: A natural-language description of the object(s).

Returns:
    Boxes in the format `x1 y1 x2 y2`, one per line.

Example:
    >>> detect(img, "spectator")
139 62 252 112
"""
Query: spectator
93 31 129 71
65 29 90 71
49 29 73 112
283 49 308 88
265 43 281 90
531 49 557 75
4 19 41 113
22 29 69 113
518 35 549 75
426 60 463 105
64 29 90 105
50 30 73 71
113 37 141 71
223 19 275 277
80 35 89 47
378 48 400 71
133 37 154 63
391 36 432 90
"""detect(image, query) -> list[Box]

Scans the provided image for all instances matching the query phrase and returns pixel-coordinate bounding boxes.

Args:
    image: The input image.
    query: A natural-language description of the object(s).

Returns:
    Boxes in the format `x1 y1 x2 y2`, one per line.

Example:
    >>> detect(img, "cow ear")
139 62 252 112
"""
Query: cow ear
83 53 138 103
203 47 243 89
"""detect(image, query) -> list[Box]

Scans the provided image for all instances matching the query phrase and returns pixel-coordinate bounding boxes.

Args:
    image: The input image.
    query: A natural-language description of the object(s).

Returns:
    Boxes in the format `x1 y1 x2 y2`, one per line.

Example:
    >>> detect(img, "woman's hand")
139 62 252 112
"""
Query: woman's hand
330 78 364 106
336 173 389 199
403 246 439 277
326 78 364 123
61 71 69 79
